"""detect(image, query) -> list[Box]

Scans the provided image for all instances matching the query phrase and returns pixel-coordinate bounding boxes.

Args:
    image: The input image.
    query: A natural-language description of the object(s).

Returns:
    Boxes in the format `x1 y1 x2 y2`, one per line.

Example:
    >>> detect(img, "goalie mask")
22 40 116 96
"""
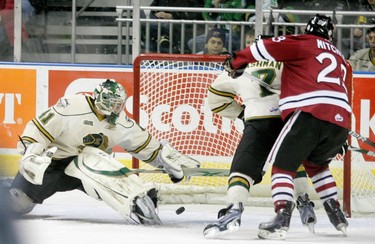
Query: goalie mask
94 79 126 124
305 14 334 41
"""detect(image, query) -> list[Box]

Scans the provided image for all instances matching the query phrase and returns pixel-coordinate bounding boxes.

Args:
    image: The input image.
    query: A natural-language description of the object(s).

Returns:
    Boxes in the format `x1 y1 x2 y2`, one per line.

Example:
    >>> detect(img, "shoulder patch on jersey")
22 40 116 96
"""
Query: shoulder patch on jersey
56 98 70 108
53 94 93 116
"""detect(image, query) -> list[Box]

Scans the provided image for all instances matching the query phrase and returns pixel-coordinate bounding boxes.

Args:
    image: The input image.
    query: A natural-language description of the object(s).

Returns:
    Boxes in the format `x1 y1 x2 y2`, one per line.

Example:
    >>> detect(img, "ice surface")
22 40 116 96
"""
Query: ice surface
13 190 375 244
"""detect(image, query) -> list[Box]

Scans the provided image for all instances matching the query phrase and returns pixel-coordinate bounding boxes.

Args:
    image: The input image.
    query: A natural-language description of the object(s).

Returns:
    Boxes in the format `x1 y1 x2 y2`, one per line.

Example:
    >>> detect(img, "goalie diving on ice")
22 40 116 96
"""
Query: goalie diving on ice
4 79 200 225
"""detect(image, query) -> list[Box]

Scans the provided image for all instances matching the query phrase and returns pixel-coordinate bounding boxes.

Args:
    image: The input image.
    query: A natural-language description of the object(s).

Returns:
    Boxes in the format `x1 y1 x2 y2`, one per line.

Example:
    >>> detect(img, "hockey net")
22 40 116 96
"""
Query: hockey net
132 53 375 215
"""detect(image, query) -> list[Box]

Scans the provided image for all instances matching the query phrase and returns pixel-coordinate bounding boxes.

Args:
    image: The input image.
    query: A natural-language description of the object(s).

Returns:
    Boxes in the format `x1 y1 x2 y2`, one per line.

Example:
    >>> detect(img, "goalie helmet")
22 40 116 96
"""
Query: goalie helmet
94 79 126 119
305 14 334 41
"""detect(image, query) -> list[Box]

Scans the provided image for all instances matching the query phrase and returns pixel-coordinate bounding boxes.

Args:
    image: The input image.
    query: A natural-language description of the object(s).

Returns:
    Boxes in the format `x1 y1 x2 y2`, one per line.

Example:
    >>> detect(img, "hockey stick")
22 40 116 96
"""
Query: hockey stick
348 146 375 158
348 130 375 148
242 71 280 95
131 168 229 177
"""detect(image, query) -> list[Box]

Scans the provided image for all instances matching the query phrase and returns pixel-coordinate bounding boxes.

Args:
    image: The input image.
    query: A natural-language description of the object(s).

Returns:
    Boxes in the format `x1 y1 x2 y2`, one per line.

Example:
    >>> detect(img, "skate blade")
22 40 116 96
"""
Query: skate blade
338 225 347 236
258 229 287 240
306 223 315 234
203 220 240 239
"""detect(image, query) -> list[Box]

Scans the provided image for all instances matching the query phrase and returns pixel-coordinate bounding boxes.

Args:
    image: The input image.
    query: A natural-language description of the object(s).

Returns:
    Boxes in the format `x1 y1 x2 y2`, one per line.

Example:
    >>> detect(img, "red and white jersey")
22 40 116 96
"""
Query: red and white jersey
18 94 161 162
231 34 352 128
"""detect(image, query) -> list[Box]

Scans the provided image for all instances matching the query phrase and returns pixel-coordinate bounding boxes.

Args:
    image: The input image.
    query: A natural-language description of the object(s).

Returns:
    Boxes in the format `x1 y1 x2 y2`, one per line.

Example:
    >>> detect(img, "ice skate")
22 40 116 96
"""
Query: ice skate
323 198 348 236
203 203 243 238
296 193 317 233
258 201 295 240
132 194 162 225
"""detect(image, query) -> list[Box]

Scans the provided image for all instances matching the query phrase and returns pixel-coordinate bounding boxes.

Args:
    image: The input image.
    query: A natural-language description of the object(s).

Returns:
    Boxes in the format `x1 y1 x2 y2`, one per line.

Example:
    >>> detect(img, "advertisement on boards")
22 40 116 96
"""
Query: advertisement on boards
47 70 133 109
0 68 37 149
1 65 375 176
352 73 375 162
0 64 133 175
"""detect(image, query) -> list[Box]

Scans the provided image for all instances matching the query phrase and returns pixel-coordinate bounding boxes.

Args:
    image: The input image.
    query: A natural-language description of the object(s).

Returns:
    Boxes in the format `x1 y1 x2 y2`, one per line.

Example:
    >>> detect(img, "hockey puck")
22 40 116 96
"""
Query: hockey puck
175 206 185 215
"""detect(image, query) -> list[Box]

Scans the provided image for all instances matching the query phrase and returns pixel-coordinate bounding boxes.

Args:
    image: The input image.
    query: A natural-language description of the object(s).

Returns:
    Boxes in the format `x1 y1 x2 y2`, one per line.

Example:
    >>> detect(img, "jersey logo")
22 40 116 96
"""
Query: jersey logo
269 107 279 112
83 120 94 126
335 113 344 122
56 98 69 108
82 133 109 150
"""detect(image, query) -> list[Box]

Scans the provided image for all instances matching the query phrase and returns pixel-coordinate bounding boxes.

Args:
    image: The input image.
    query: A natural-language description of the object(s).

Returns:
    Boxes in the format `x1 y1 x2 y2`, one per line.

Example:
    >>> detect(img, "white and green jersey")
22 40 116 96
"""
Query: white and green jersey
18 94 161 163
348 48 375 72
208 60 283 121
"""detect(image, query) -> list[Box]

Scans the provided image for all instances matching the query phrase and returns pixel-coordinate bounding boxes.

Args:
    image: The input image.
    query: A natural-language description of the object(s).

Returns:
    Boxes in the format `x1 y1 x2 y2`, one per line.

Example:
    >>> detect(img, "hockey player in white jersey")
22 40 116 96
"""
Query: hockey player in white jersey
203 60 317 238
6 79 199 225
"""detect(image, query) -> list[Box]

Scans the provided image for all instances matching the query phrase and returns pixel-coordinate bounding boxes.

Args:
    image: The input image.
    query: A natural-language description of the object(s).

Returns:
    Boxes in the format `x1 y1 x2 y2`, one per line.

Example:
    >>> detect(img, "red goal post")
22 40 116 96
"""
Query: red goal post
132 53 373 216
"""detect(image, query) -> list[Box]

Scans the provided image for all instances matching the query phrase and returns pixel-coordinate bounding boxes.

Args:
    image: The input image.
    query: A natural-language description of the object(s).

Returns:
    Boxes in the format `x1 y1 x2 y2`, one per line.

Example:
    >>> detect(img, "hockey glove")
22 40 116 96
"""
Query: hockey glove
19 143 57 185
152 141 200 183
223 53 247 79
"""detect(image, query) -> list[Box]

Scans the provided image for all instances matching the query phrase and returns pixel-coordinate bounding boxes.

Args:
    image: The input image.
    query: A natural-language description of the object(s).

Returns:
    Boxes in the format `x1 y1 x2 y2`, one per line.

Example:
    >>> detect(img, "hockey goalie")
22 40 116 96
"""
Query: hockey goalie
4 79 200 225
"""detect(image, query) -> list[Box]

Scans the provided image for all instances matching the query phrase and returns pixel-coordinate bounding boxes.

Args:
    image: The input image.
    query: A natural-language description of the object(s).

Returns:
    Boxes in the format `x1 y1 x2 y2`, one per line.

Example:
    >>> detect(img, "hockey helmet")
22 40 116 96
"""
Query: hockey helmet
305 14 334 41
94 79 126 117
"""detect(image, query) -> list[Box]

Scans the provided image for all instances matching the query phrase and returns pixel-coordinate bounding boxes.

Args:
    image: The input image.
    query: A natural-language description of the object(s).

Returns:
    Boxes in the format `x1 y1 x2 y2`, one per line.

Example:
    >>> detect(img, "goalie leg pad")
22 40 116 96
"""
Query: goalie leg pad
64 146 161 225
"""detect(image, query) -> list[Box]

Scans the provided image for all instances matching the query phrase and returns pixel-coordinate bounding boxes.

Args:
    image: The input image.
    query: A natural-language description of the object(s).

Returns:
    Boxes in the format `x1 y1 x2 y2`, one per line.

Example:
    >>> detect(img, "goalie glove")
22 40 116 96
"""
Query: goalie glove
19 143 57 185
223 53 248 79
151 141 200 183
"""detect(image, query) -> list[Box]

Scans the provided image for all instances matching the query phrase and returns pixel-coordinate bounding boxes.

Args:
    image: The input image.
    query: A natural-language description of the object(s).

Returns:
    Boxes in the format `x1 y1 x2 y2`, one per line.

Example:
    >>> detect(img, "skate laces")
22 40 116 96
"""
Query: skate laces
297 194 315 209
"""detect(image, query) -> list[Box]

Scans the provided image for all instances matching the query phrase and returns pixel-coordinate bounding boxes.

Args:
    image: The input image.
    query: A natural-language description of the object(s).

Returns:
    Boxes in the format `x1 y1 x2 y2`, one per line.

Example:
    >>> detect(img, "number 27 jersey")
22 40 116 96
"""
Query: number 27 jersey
234 34 352 128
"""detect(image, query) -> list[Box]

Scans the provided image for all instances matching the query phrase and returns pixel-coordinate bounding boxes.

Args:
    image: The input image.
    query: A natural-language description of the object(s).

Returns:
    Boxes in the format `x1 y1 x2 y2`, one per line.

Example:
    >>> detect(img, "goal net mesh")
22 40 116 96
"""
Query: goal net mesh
133 54 375 214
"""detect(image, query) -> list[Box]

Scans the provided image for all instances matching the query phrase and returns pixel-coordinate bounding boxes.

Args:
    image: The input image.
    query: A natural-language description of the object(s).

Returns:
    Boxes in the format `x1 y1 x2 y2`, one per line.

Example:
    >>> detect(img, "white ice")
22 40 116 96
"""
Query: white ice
14 190 375 244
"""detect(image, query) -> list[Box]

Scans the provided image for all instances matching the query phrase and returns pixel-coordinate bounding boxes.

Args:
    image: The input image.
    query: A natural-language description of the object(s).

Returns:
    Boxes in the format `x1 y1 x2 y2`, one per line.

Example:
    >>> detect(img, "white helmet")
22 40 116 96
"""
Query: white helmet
94 79 126 118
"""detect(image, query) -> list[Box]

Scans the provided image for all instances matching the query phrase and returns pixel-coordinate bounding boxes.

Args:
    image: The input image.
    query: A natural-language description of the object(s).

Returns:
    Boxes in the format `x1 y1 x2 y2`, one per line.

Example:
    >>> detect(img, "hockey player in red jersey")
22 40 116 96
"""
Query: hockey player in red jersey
224 14 352 239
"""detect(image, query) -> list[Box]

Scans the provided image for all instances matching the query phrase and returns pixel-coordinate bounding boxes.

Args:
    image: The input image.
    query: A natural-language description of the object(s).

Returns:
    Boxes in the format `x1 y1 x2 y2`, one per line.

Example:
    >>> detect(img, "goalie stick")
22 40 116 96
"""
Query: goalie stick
131 168 229 177
131 147 375 178
349 146 375 158
348 130 375 148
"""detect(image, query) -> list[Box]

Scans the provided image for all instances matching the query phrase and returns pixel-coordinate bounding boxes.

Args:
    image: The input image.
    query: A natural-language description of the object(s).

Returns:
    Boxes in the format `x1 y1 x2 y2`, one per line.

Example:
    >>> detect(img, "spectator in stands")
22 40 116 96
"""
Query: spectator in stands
353 0 375 39
197 27 229 55
0 0 31 61
245 29 256 47
141 0 204 54
188 0 247 54
341 0 375 58
348 27 375 71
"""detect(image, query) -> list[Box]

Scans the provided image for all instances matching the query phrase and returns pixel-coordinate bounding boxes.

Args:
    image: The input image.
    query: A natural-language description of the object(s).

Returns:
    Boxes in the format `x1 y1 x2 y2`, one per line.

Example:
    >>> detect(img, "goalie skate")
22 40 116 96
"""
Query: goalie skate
296 193 317 233
203 203 243 239
131 193 162 225
323 198 348 236
258 201 295 240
